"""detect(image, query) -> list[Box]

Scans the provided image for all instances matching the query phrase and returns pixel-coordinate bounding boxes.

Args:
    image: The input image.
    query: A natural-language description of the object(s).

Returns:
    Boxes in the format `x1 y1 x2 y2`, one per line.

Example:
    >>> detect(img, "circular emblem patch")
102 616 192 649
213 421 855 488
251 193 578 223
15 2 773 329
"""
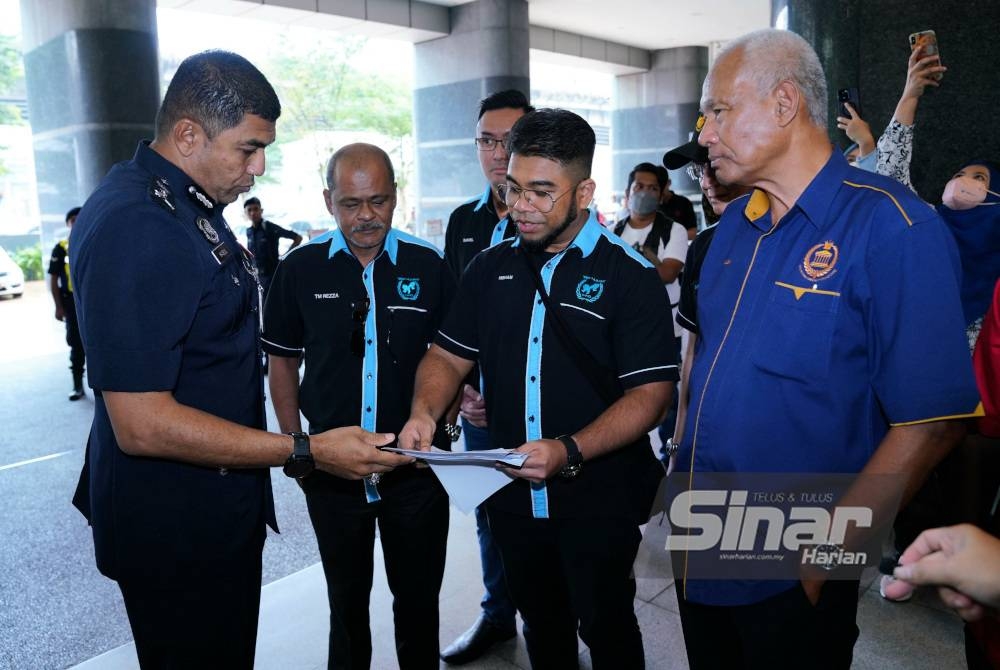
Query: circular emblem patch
800 241 839 281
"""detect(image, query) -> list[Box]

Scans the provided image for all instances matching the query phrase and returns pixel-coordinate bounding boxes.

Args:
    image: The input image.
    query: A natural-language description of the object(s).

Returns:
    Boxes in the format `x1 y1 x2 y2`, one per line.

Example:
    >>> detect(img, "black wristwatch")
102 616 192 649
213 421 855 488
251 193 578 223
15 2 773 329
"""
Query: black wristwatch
283 431 315 478
556 434 583 479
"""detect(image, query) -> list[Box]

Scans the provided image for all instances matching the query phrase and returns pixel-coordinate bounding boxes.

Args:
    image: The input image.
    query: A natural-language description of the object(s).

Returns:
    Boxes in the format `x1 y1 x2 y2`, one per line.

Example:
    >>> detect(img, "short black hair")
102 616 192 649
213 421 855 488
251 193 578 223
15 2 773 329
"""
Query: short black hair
155 50 281 140
506 109 595 182
478 89 534 120
325 143 396 191
243 197 261 209
626 162 666 194
65 207 81 222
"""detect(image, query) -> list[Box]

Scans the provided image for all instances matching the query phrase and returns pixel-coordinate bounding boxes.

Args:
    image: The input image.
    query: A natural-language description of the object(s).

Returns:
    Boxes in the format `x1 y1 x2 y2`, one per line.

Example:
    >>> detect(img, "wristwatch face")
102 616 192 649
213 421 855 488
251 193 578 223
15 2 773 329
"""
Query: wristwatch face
559 463 583 479
283 456 314 479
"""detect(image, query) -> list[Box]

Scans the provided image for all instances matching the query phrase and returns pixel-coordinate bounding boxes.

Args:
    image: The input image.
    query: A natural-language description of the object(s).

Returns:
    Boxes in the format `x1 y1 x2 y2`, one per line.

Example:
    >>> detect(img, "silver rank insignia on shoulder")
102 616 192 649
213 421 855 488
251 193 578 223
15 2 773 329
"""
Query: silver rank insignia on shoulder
196 217 220 244
187 184 214 210
149 177 175 213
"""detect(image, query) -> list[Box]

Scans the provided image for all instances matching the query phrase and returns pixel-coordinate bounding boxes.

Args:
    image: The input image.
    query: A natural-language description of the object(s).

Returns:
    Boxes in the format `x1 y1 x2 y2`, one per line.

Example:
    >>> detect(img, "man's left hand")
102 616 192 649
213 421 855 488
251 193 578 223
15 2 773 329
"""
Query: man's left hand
502 438 568 483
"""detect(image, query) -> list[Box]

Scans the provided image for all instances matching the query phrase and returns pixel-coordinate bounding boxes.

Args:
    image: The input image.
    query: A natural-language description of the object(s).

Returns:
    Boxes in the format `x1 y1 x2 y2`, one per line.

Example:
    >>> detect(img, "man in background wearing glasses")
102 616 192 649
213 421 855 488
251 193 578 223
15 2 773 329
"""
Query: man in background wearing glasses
402 109 676 668
440 88 534 664
262 143 455 669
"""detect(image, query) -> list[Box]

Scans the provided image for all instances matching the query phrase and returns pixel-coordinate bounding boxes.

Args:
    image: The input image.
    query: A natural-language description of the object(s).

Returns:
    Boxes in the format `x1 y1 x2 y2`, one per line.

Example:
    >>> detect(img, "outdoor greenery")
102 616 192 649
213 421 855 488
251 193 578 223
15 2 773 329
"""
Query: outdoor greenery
12 243 41 281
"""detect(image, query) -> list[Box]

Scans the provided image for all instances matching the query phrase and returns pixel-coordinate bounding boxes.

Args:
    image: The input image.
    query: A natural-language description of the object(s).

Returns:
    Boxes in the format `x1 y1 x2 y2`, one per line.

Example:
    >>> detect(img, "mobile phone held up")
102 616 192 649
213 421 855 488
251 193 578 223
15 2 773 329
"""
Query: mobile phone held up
909 30 943 81
837 87 861 120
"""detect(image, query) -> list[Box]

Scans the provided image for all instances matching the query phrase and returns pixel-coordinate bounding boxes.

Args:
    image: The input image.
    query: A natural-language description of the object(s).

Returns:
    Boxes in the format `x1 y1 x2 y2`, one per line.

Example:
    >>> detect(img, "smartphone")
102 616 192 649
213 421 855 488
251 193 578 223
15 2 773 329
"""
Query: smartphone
837 87 861 119
909 30 943 81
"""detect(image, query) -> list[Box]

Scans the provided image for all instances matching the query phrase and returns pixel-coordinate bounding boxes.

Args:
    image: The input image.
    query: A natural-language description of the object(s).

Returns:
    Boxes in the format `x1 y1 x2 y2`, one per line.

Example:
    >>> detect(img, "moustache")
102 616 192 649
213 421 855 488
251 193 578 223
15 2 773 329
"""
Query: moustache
351 222 386 234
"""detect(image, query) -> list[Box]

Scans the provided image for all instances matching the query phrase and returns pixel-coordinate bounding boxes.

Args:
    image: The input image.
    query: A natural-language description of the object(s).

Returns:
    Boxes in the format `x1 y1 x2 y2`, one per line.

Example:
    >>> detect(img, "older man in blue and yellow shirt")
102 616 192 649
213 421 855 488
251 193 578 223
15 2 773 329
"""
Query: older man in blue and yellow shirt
673 29 982 670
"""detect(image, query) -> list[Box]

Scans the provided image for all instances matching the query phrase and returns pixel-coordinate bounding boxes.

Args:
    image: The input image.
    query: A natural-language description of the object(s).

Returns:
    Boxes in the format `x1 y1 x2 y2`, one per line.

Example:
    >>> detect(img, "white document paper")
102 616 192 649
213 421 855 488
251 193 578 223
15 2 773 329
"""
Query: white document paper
380 447 527 468
380 447 524 514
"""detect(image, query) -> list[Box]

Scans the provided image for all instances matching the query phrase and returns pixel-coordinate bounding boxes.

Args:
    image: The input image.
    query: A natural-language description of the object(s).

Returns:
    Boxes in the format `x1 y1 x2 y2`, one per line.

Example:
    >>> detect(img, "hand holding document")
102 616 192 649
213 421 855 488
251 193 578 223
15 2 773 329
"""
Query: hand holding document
380 447 526 514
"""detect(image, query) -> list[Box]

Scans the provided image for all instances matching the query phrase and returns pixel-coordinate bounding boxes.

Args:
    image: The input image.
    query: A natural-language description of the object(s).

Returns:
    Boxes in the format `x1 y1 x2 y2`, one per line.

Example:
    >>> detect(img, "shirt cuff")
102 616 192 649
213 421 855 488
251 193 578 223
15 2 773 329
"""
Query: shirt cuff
434 330 478 361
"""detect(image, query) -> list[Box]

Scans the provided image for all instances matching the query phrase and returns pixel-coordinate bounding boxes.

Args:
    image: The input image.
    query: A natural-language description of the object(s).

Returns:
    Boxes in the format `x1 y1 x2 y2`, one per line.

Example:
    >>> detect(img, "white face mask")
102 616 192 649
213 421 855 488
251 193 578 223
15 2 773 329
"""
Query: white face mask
941 175 999 210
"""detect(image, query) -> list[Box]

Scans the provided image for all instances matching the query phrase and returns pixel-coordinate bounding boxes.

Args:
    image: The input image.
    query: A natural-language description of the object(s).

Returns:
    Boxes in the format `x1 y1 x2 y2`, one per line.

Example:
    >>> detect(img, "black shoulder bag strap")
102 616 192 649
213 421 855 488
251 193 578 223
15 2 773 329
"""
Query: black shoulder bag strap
519 250 622 407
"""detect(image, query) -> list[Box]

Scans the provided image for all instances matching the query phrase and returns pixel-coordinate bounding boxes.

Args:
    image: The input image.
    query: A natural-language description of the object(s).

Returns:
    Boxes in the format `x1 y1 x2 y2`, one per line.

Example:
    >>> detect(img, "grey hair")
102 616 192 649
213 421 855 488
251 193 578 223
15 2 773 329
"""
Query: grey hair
715 29 827 127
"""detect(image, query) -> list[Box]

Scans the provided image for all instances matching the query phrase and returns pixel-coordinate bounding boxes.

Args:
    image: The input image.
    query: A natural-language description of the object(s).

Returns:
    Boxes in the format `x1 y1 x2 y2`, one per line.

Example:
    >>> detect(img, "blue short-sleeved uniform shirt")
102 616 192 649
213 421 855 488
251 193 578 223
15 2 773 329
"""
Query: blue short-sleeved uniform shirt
678 151 983 606
261 227 455 500
436 211 678 521
70 142 276 583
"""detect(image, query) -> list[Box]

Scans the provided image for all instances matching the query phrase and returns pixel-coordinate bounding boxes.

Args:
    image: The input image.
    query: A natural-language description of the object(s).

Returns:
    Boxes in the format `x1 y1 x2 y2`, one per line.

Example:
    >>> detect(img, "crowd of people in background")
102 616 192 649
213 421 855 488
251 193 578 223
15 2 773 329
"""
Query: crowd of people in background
60 24 999 670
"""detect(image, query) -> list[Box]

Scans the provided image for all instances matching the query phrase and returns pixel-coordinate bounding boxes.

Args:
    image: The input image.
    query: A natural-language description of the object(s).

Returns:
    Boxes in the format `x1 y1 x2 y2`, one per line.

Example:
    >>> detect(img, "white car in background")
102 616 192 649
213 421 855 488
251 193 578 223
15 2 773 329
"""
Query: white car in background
0 246 25 299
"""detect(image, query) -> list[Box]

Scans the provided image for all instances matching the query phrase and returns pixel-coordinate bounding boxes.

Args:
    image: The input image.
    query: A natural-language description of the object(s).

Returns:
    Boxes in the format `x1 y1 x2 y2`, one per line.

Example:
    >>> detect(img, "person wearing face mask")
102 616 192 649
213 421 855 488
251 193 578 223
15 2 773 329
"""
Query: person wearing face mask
614 164 688 447
939 161 1000 339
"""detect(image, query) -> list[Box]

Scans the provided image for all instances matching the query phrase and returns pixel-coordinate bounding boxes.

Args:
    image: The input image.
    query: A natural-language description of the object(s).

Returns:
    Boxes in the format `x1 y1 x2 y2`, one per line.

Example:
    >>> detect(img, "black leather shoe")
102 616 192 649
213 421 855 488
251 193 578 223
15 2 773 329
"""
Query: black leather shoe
440 613 516 665
68 387 85 401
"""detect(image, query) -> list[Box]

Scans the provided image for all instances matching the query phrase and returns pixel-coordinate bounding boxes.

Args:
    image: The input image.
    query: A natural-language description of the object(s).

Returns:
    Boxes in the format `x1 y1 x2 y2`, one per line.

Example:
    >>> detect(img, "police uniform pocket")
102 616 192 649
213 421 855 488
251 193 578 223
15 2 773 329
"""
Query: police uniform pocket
750 282 840 383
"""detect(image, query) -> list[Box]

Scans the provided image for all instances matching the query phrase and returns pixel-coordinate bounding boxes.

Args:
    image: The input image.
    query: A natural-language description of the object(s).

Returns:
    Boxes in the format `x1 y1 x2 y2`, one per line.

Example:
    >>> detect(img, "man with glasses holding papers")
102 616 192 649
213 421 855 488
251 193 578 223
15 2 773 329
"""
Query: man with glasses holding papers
401 109 676 669
262 143 455 670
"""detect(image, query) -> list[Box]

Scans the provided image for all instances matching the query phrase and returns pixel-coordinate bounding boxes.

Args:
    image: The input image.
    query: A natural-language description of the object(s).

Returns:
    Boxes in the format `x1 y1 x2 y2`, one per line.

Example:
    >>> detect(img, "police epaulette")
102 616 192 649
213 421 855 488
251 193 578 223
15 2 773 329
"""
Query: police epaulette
149 176 176 214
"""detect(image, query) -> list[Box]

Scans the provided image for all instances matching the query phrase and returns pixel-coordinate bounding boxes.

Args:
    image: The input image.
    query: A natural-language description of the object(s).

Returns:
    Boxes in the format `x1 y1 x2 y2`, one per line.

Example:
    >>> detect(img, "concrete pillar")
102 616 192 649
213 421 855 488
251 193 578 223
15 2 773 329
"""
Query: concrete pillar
785 0 1000 198
413 0 529 247
612 46 708 201
20 0 159 247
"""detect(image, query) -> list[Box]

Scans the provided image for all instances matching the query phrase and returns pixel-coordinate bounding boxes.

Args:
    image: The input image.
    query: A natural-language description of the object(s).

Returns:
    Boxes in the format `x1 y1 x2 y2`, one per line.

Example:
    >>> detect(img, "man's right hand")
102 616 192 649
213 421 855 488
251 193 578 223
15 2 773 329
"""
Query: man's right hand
459 384 487 428
310 426 412 480
54 305 65 321
398 413 437 452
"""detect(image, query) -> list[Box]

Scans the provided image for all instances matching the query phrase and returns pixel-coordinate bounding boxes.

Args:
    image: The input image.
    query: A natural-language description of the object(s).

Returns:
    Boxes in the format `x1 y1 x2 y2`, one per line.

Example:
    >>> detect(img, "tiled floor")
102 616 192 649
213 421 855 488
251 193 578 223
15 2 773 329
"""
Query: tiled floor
74 506 966 669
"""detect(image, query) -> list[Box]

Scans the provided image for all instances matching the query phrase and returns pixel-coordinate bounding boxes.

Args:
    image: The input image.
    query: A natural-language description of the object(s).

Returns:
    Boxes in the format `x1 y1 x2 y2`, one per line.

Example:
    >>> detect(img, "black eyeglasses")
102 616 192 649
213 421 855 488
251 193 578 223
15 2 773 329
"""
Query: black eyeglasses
350 298 370 358
475 136 509 152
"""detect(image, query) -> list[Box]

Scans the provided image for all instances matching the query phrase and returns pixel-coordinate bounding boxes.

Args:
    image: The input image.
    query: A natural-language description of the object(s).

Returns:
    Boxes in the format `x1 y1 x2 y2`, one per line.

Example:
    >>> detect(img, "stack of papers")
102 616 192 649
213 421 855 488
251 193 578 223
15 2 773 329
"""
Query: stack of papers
380 447 528 514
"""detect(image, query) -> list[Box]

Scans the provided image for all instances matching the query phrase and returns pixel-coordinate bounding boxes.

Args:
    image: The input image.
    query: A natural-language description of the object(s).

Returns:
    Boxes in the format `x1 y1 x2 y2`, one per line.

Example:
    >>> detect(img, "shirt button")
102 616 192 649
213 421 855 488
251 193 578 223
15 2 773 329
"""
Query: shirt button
536 299 542 305
530 376 536 382
219 467 229 476
367 339 372 345
528 416 535 422
363 273 368 280
532 337 538 343
366 407 372 412
367 374 373 380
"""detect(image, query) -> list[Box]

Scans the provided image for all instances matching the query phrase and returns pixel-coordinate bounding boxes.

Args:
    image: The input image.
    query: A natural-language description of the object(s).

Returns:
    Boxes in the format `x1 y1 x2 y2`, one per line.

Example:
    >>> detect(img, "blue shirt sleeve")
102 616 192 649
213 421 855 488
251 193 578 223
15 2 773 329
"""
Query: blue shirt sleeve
866 213 982 423
79 203 203 392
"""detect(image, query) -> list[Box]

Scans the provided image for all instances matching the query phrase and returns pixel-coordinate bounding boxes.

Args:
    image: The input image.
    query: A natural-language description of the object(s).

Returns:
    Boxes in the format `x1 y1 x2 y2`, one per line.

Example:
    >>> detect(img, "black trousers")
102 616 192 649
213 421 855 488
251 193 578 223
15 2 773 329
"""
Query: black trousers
303 469 449 670
117 541 264 670
62 294 85 379
487 508 645 670
676 580 860 670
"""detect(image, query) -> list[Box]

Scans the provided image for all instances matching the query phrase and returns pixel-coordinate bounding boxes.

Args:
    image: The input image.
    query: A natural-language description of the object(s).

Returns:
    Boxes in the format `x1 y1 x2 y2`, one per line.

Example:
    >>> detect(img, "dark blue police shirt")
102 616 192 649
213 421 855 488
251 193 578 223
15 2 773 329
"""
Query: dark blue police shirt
261 227 454 501
436 210 678 521
678 151 983 606
70 142 276 583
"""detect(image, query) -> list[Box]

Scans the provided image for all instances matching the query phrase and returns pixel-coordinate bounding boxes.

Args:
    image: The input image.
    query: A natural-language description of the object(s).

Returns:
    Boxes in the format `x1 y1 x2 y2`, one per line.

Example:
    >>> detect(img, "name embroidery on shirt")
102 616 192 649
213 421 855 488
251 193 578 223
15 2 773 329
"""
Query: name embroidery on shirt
314 293 340 300
498 274 514 281
800 241 839 281
576 276 606 303
462 237 475 243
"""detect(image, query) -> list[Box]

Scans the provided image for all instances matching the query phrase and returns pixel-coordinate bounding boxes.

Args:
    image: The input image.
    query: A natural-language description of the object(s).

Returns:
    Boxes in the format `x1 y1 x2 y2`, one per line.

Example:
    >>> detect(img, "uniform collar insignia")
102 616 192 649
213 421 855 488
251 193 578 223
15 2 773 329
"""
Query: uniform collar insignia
149 177 176 213
186 184 215 211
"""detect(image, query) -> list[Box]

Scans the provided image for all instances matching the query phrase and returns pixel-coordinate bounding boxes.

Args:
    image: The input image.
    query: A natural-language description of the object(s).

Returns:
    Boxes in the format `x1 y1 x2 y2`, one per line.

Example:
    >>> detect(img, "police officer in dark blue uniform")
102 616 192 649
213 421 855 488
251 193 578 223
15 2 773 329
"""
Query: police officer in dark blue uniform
69 51 410 669
401 109 677 669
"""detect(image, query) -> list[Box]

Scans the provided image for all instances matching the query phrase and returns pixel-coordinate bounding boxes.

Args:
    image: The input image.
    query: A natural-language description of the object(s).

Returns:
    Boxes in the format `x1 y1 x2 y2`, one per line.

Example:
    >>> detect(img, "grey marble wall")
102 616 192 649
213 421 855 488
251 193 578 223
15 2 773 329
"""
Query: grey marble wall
20 0 159 248
413 0 529 247
612 47 708 199
788 0 1000 200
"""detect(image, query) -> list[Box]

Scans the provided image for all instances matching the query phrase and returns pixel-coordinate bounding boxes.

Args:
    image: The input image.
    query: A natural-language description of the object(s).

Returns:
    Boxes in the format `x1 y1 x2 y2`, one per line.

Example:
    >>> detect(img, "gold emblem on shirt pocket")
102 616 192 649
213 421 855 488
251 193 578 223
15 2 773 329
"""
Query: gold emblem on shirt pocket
751 282 840 383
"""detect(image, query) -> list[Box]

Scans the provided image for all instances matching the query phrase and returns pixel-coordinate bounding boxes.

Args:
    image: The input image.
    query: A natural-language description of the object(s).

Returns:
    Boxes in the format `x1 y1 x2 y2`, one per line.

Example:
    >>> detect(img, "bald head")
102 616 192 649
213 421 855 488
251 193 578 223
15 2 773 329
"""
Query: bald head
708 29 827 128
325 143 396 191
